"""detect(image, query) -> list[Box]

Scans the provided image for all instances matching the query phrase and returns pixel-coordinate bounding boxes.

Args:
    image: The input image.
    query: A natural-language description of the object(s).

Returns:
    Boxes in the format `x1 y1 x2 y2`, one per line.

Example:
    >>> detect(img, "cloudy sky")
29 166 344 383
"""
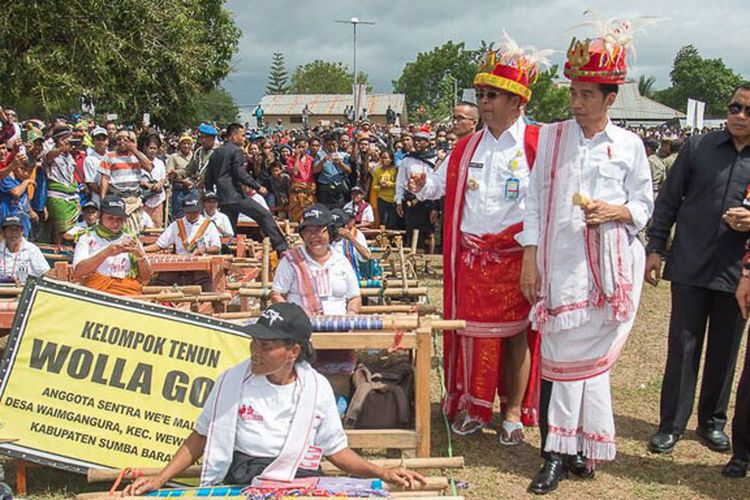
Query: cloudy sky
223 0 749 108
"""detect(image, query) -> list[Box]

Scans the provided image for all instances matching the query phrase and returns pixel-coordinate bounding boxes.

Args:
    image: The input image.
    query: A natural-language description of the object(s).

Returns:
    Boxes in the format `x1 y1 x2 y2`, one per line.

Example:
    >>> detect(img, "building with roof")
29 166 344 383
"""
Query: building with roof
241 94 407 129
461 81 685 127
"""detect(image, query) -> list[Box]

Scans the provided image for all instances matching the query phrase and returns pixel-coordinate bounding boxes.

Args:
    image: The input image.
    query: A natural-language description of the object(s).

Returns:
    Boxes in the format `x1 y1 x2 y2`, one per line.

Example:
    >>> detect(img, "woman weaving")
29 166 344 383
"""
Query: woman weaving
124 303 424 494
72 194 152 296
270 204 361 316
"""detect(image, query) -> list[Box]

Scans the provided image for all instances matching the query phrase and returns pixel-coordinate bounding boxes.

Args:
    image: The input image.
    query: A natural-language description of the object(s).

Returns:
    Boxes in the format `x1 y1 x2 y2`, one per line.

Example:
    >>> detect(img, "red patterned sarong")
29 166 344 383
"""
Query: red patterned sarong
443 226 540 425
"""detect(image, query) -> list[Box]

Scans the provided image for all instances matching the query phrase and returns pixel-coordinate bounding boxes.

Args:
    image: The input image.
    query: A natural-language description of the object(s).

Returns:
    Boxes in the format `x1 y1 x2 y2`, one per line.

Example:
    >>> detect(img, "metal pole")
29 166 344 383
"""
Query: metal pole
353 23 358 121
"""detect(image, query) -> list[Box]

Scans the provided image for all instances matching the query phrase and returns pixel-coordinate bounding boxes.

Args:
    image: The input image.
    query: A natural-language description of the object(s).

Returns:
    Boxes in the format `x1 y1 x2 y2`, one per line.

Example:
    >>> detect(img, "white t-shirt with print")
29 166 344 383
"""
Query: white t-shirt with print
73 230 134 279
194 367 347 465
272 246 360 315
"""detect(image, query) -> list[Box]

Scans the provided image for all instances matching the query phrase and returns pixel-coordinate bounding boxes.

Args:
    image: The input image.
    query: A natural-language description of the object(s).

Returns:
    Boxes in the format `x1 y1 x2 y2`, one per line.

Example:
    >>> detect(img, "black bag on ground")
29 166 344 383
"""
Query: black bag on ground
343 362 414 429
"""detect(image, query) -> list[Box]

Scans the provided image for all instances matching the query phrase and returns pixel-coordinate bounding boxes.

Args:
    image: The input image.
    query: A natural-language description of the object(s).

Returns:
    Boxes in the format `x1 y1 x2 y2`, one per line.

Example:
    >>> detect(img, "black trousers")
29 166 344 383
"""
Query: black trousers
221 199 288 254
658 283 746 434
731 332 750 462
377 198 398 230
151 271 213 293
404 200 433 251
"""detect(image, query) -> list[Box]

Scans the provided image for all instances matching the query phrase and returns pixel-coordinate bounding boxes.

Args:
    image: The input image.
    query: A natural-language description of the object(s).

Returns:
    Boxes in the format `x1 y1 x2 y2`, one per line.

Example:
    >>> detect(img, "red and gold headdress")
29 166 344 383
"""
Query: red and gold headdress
474 31 553 103
564 11 659 84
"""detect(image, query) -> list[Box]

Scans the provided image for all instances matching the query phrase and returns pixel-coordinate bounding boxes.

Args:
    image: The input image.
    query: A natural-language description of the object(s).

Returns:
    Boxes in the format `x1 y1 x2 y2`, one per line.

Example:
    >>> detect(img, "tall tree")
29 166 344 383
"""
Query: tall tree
0 0 240 129
393 41 477 120
638 74 657 98
266 52 290 95
653 44 744 117
290 60 371 94
525 65 570 123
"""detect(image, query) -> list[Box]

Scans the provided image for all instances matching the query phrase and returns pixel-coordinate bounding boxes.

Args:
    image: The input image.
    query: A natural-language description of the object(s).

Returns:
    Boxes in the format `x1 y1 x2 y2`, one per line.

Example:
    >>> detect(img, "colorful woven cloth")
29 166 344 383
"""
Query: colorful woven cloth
310 315 384 332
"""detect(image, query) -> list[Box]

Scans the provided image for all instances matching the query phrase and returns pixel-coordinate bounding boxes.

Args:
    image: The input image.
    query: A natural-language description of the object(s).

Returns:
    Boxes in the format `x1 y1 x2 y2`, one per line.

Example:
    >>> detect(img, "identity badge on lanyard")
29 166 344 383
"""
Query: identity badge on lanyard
504 151 523 201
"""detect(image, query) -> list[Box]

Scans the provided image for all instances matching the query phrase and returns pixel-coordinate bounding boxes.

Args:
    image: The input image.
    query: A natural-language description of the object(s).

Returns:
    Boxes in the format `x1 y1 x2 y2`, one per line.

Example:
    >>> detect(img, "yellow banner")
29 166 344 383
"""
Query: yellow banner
0 278 251 471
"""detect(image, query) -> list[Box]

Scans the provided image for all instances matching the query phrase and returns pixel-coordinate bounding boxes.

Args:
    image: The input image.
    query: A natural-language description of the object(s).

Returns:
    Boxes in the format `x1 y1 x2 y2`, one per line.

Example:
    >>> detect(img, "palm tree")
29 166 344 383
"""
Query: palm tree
638 75 657 98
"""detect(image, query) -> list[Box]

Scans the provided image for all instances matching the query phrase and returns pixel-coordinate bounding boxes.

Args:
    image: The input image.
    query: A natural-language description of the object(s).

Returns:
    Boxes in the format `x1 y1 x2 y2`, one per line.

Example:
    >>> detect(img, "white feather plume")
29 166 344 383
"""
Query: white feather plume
572 10 663 60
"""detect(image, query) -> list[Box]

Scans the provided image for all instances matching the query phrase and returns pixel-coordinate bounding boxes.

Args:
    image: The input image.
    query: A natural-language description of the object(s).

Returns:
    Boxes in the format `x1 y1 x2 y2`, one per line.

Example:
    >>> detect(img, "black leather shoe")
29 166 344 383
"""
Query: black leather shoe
722 457 748 478
648 431 682 454
696 427 730 452
528 459 568 495
567 454 595 479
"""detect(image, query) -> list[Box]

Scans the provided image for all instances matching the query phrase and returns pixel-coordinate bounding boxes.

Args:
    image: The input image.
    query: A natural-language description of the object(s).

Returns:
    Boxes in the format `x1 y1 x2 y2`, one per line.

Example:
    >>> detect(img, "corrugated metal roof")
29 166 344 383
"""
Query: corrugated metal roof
610 83 685 121
256 94 406 116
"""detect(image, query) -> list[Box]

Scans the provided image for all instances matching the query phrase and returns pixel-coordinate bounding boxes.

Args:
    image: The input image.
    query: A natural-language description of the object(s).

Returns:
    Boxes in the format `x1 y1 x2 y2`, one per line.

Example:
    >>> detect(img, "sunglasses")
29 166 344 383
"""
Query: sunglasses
475 89 506 101
728 102 750 116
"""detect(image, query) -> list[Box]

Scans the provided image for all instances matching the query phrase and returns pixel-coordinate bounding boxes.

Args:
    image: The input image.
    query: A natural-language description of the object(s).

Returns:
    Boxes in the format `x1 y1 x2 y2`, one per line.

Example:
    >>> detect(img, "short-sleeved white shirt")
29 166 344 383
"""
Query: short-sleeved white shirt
141 157 167 208
73 231 134 279
331 228 370 263
83 149 106 205
194 367 347 462
0 239 51 284
272 246 360 315
343 201 374 225
155 215 222 255
204 210 235 237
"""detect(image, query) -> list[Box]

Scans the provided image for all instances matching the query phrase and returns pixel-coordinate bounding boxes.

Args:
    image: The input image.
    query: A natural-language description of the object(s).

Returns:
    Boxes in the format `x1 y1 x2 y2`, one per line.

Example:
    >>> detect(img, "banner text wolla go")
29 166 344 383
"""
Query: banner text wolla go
0 278 252 472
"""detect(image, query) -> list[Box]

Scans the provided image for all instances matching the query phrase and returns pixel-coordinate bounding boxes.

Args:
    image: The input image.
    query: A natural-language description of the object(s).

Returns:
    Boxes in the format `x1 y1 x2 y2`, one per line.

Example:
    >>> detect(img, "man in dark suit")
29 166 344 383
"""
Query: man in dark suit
646 82 750 455
204 123 287 254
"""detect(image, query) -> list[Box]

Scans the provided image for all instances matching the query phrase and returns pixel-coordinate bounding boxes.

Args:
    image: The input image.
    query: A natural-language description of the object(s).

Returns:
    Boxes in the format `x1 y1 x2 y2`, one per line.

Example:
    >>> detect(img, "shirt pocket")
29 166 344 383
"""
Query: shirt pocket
594 161 626 200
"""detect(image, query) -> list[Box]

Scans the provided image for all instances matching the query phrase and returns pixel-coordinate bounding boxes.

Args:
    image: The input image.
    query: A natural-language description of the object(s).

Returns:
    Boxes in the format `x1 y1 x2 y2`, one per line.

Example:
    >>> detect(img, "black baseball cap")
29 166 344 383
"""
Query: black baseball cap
299 203 332 230
1 215 23 228
82 200 99 211
330 208 350 229
100 195 127 217
243 303 312 343
183 196 201 213
202 191 218 201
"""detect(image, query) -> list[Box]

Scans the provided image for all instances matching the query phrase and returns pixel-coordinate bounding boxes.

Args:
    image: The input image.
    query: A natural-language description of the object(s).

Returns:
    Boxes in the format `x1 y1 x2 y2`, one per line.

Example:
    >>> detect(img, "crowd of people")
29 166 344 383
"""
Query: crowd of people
0 14 749 498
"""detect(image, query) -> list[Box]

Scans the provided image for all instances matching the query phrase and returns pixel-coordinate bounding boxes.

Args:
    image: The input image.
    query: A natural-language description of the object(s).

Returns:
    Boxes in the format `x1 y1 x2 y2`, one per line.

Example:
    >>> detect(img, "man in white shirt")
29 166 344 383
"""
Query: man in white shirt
520 25 653 494
145 195 221 291
202 191 234 237
395 131 438 255
0 215 50 284
83 126 108 206
410 33 546 445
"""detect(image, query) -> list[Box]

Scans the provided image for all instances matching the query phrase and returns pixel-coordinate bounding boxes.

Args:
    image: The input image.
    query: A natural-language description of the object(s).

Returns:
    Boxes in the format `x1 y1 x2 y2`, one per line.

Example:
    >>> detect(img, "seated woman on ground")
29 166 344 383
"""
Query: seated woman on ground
124 303 424 495
72 194 152 296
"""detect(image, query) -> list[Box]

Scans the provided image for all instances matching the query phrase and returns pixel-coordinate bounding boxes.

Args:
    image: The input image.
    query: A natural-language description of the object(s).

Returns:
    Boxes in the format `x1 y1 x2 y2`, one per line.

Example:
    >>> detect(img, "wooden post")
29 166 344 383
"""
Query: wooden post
414 317 432 458
236 234 246 258
260 237 270 310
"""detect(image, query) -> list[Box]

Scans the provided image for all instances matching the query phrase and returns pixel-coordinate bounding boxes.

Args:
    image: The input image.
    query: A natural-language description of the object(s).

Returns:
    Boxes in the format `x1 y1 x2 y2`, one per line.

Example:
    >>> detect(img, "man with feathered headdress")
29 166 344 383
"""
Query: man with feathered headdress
520 13 654 494
410 32 552 445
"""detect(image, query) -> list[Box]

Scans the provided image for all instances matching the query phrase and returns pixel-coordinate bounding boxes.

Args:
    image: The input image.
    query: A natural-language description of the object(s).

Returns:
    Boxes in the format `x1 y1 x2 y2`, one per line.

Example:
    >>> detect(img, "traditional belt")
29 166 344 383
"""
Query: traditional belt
460 232 522 268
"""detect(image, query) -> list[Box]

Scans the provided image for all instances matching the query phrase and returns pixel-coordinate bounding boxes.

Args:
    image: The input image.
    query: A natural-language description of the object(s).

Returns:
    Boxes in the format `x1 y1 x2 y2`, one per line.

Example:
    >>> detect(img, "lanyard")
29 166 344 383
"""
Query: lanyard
2 246 20 283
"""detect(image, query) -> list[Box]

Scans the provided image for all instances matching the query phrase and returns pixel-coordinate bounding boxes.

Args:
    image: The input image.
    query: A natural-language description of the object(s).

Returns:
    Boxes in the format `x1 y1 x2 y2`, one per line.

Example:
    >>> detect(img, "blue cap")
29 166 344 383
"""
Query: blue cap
198 123 218 136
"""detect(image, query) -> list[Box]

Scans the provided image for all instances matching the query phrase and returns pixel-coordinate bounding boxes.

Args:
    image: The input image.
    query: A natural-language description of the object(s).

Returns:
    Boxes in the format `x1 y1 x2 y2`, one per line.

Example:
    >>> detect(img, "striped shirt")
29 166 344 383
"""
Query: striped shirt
99 152 142 195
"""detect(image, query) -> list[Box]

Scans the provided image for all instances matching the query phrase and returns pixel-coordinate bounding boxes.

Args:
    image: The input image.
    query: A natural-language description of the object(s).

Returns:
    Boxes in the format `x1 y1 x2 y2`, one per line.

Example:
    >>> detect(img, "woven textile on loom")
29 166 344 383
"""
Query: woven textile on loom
309 315 385 332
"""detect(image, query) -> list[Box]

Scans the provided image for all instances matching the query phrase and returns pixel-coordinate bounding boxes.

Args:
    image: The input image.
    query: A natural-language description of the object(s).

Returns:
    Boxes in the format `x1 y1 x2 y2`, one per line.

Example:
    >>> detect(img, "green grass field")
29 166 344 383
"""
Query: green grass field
1 258 748 499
